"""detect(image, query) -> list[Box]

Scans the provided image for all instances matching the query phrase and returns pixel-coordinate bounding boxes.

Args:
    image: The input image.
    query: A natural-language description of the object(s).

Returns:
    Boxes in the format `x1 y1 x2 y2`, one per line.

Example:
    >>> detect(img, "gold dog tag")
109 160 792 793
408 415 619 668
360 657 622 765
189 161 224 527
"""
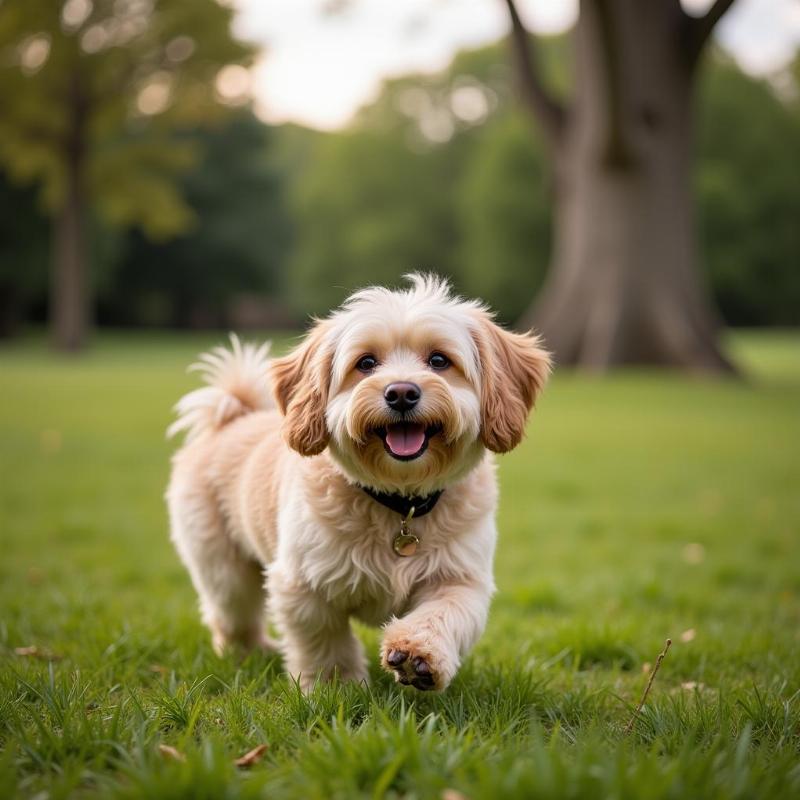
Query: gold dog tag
393 507 419 557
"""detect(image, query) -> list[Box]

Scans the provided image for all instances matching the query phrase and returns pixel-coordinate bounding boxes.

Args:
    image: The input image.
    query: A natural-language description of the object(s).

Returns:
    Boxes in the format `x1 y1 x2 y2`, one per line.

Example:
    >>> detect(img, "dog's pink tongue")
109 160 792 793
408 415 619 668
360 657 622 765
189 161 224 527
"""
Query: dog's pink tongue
385 422 426 457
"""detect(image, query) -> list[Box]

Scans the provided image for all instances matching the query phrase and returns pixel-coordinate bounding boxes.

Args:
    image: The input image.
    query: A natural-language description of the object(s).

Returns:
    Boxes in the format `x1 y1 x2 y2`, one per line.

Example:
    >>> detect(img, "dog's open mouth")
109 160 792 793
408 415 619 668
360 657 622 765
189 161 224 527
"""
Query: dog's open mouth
374 422 443 461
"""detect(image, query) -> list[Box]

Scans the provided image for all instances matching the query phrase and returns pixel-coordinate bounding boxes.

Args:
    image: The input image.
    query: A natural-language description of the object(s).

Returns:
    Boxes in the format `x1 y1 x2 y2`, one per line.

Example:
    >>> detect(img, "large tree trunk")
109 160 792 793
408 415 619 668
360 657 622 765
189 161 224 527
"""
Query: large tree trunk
51 75 89 352
512 0 735 372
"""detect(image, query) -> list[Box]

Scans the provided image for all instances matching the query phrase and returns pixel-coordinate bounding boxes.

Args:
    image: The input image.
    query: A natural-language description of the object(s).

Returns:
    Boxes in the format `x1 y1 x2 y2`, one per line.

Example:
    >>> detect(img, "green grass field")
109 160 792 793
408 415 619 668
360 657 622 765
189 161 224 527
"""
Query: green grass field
1 330 798 799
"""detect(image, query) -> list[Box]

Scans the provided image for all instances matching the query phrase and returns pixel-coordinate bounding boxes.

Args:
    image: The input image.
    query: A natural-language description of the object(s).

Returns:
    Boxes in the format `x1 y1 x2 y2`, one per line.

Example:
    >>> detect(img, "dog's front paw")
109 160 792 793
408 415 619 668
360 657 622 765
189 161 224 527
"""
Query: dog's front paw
385 647 437 690
381 625 458 691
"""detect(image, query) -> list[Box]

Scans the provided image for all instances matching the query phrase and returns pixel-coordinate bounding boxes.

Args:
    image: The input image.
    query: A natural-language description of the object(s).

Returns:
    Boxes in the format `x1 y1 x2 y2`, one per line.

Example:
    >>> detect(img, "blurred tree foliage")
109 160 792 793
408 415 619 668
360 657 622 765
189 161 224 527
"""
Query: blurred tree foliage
287 42 799 327
286 41 557 321
0 176 48 336
287 128 462 314
696 55 800 326
2 32 798 332
457 114 551 322
0 0 253 348
99 113 290 328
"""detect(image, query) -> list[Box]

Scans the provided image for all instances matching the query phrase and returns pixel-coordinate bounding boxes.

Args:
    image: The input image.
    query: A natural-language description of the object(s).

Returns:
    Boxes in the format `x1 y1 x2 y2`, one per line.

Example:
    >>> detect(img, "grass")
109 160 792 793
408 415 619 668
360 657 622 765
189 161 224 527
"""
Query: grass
1 329 798 799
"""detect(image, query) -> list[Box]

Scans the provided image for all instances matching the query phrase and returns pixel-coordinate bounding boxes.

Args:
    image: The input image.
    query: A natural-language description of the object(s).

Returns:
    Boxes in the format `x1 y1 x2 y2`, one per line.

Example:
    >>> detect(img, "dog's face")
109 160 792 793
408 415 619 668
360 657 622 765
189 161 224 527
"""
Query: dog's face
271 275 550 493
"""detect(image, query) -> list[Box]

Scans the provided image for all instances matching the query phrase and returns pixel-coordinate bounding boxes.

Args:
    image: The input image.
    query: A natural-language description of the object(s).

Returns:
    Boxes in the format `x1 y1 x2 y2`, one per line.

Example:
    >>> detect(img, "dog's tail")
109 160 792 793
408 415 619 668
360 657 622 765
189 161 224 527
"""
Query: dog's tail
168 334 274 441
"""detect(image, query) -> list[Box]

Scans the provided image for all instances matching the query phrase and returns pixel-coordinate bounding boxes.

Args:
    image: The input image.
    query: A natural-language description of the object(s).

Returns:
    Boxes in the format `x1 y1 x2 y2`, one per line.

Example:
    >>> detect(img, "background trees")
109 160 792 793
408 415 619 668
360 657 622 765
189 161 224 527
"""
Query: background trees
457 114 551 323
1 12 797 342
100 114 291 329
283 39 799 330
696 57 800 327
286 127 461 317
0 0 253 350
501 0 738 371
0 177 48 337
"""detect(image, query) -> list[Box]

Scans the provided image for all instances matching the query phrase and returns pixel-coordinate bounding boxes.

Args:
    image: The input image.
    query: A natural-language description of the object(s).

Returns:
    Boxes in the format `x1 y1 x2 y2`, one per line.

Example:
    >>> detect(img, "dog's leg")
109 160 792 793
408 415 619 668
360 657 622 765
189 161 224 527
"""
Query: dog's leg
268 567 368 692
168 488 271 655
381 580 493 691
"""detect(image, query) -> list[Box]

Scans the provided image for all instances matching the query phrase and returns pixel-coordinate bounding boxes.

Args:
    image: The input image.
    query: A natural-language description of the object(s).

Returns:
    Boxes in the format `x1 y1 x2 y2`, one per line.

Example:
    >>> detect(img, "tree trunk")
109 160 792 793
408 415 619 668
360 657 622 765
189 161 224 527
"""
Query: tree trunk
519 0 735 372
51 75 89 352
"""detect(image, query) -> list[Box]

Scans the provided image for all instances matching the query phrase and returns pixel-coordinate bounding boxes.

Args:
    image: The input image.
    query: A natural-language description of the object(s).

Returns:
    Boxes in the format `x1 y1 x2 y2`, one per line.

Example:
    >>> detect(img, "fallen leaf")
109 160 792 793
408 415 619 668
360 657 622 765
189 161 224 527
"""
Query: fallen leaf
157 744 186 762
14 645 62 661
235 744 268 768
680 628 696 643
681 681 706 691
682 543 706 565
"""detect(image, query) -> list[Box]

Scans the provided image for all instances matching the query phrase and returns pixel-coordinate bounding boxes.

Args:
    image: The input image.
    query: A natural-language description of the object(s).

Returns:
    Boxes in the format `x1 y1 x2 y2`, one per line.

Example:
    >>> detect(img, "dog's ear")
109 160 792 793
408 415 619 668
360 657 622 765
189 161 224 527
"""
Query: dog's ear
270 321 333 456
472 313 551 454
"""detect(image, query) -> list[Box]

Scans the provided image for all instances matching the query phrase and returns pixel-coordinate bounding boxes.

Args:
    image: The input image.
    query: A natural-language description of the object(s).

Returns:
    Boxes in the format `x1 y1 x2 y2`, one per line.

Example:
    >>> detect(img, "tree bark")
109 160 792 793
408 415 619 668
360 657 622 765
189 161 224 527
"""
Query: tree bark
511 0 736 372
51 74 90 352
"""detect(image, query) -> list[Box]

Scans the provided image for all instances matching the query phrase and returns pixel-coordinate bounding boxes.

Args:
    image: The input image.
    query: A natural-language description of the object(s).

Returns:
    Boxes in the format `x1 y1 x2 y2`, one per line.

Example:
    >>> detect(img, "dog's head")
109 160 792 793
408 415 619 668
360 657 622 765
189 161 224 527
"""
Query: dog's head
271 274 551 493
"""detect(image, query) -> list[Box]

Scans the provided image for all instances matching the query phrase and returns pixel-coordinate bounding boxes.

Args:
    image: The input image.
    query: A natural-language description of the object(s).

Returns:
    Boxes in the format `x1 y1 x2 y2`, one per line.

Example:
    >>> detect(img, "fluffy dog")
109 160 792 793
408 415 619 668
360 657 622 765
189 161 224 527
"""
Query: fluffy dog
166 275 550 691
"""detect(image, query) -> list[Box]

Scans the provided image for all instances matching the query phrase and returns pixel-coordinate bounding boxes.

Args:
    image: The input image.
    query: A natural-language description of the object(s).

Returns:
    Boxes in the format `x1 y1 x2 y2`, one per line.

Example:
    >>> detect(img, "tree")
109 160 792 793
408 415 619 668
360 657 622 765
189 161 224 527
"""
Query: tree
458 113 551 323
0 0 253 350
285 29 797 332
696 56 800 326
102 113 291 328
288 127 461 316
503 0 737 371
0 176 48 336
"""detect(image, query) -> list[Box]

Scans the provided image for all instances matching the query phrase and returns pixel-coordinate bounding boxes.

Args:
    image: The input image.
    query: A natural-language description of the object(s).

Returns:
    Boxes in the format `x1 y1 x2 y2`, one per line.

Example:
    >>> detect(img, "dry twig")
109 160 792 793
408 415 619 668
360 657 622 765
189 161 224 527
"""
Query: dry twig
624 638 672 735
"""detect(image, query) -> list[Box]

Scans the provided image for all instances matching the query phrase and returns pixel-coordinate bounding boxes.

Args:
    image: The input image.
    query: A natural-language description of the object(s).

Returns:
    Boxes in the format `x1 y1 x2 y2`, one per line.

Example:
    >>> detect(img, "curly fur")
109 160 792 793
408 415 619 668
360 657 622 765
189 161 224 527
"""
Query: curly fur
166 274 550 691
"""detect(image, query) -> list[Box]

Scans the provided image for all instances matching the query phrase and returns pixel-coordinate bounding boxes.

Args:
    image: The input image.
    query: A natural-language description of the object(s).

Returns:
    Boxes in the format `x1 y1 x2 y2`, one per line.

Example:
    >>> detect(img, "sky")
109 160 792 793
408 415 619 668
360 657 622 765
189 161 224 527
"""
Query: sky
229 0 800 130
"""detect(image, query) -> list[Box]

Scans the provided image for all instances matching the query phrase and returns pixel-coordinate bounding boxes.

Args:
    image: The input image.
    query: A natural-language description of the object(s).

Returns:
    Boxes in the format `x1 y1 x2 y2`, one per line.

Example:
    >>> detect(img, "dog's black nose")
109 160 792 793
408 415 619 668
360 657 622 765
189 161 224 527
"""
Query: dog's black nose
384 382 421 412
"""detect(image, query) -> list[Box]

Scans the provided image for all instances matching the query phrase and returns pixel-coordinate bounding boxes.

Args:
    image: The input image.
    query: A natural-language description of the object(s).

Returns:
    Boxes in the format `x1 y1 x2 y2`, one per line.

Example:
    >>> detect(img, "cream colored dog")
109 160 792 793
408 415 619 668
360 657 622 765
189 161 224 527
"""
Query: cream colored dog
166 275 550 691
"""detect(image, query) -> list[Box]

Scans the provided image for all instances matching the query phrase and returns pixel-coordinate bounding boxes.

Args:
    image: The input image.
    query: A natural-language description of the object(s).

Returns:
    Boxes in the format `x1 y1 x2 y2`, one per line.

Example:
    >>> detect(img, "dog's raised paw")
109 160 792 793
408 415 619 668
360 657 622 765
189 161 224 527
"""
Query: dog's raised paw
385 647 437 690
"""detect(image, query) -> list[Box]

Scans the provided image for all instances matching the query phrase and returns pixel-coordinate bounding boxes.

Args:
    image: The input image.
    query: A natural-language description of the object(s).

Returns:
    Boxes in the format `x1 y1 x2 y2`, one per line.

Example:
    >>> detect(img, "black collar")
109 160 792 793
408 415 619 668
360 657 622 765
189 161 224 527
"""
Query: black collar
361 486 443 518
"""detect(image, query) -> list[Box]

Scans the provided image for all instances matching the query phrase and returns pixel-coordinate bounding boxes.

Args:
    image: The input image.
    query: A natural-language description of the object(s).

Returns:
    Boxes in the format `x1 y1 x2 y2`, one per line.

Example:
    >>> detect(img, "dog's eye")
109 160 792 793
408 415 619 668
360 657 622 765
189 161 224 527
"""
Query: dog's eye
356 354 378 373
428 352 450 370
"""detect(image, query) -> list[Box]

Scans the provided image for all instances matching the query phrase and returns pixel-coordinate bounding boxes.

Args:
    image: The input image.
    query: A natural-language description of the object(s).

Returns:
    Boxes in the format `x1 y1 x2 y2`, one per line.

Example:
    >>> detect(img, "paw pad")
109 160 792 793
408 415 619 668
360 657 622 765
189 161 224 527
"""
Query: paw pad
386 649 436 690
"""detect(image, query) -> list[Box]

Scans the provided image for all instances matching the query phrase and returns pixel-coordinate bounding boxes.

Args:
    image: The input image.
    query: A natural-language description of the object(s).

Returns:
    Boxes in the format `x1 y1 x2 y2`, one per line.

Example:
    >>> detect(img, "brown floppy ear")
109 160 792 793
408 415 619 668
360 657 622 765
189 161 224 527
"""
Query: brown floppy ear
473 313 551 454
270 321 333 456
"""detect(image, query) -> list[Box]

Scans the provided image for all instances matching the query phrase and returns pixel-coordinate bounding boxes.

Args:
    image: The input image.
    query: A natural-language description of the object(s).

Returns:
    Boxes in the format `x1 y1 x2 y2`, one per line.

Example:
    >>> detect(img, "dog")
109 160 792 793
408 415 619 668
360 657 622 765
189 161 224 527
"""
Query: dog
166 274 550 691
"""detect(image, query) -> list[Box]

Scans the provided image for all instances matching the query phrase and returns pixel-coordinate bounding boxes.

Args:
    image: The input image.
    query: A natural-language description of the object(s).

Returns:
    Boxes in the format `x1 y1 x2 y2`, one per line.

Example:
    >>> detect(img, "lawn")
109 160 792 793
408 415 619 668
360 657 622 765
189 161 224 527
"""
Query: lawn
1 330 798 799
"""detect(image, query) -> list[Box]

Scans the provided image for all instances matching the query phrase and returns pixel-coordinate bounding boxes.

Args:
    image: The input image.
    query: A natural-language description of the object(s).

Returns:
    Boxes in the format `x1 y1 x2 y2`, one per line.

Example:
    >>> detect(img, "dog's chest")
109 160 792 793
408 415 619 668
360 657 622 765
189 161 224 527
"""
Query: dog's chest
300 517 446 623
348 553 427 625
291 471 496 624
